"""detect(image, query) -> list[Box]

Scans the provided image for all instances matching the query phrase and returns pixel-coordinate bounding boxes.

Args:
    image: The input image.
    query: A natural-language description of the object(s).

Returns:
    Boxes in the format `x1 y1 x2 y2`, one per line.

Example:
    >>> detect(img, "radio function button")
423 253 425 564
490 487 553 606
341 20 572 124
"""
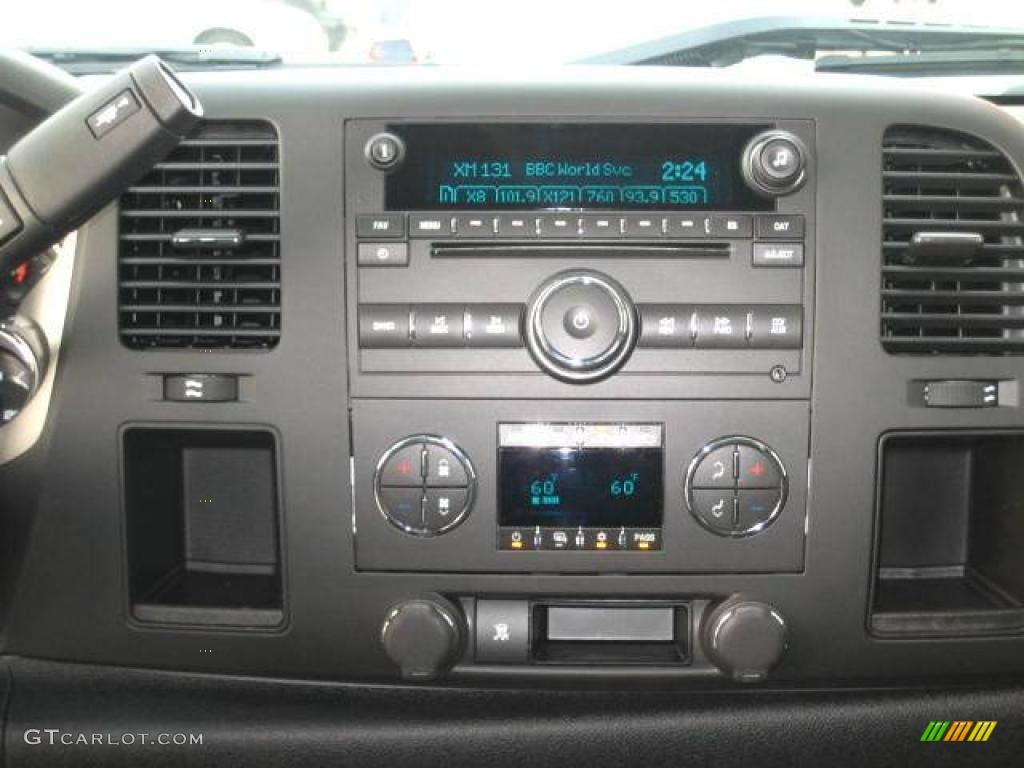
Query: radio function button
752 242 804 268
357 242 409 267
494 214 537 238
694 306 748 349
358 304 411 348
536 214 579 238
375 436 476 536
410 214 454 238
622 214 664 238
465 304 523 348
755 214 804 240
453 214 495 238
356 213 406 239
638 304 695 348
365 132 405 171
748 305 803 349
526 270 637 383
686 437 788 537
413 304 466 348
579 214 622 238
708 214 752 238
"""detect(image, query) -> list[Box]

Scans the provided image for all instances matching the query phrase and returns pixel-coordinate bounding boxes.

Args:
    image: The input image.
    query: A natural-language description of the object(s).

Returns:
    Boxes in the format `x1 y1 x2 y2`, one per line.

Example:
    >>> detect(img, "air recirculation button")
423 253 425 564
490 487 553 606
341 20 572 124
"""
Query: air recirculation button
374 435 476 536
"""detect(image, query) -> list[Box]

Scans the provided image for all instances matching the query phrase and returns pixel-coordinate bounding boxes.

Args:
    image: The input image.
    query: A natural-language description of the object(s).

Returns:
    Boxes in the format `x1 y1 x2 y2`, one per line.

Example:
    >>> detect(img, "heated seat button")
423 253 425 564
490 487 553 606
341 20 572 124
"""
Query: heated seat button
378 487 424 531
379 443 425 487
691 444 737 488
424 443 469 487
690 489 737 533
737 445 784 488
423 488 469 532
476 600 530 664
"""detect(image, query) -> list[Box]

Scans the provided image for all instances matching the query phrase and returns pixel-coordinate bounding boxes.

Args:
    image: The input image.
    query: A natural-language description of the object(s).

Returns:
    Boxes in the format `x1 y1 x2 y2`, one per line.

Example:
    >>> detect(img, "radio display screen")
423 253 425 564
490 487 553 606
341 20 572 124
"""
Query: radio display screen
384 123 773 211
498 423 663 530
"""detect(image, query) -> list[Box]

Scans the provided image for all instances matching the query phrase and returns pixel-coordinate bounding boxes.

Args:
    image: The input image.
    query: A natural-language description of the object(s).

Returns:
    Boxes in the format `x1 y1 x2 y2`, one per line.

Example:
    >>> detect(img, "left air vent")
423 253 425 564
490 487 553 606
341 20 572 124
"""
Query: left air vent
119 120 281 350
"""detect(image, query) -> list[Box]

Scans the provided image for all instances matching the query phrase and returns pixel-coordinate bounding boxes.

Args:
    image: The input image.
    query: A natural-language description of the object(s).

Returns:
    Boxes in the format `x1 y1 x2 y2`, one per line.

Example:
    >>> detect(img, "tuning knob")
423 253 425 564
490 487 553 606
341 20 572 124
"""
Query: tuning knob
742 131 807 196
525 270 637 383
701 596 788 683
381 595 465 680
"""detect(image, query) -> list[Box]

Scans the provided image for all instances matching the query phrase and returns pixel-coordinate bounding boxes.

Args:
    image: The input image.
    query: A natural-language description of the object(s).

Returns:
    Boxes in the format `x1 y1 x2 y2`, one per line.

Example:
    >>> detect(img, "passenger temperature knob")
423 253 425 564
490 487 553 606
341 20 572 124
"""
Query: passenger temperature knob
701 596 788 683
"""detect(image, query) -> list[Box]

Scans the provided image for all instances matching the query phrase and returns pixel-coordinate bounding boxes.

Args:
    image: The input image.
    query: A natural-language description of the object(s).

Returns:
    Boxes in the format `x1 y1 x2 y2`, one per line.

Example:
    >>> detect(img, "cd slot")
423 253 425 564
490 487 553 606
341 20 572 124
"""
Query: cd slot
431 242 731 259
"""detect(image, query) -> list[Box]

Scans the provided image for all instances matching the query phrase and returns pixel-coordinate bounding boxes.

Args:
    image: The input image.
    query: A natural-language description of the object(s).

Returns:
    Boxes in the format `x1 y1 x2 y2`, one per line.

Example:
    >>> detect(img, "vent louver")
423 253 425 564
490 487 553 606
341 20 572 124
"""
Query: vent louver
119 120 281 350
881 125 1024 354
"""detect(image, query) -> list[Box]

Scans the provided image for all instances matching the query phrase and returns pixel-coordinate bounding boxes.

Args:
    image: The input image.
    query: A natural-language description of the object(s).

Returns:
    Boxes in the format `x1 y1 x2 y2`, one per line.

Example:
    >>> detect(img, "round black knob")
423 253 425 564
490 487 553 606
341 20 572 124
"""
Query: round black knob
742 131 807 196
525 270 637 383
0 317 47 426
381 596 465 680
701 596 788 683
365 132 405 171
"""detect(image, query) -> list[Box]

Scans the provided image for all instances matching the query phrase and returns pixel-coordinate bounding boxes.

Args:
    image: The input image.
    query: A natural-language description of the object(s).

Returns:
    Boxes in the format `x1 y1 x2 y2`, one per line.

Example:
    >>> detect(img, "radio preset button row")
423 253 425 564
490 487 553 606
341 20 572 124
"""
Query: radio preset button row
638 304 802 350
359 304 524 348
390 212 804 241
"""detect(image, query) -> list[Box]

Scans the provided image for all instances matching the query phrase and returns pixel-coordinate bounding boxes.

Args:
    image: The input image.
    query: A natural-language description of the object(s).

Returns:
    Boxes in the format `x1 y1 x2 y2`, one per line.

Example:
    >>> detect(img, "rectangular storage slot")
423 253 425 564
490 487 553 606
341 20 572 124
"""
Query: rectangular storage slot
124 427 283 628
872 432 1024 636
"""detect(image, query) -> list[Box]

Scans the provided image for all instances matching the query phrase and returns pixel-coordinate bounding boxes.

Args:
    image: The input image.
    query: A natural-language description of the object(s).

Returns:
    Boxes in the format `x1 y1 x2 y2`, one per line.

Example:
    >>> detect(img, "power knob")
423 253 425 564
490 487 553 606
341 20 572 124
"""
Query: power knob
525 270 637 383
742 131 808 196
381 595 466 680
701 596 788 683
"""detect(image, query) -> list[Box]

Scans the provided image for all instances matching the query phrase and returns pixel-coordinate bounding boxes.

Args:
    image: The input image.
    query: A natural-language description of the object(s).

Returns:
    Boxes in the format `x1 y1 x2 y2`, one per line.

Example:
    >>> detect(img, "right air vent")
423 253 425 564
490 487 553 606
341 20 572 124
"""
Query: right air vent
881 125 1024 354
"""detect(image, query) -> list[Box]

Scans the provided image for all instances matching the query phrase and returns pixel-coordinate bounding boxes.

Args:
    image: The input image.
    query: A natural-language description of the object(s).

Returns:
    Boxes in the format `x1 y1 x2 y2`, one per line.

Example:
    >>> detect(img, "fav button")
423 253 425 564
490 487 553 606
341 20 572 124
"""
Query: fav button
356 214 406 239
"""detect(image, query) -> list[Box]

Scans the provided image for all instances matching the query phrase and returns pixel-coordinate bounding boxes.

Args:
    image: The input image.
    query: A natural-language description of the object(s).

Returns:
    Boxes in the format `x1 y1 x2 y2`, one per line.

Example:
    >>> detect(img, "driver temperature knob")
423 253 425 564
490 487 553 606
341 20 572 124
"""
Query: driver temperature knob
525 270 637 383
701 596 788 683
381 595 466 680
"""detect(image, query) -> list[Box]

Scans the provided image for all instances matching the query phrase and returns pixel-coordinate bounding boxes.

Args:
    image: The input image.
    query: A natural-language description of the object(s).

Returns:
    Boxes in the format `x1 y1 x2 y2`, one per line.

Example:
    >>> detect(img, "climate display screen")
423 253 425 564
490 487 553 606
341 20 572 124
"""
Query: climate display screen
498 423 663 529
385 123 773 211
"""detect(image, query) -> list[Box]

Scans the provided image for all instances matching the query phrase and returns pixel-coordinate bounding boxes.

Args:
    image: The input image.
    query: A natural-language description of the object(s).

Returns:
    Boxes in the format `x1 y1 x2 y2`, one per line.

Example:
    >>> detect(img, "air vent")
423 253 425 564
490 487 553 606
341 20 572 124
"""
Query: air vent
881 125 1024 354
119 120 281 349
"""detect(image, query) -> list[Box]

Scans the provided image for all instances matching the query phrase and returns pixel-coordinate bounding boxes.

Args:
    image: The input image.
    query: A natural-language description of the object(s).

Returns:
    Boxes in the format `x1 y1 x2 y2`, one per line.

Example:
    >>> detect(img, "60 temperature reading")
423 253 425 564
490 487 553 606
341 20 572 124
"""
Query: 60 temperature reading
610 473 640 497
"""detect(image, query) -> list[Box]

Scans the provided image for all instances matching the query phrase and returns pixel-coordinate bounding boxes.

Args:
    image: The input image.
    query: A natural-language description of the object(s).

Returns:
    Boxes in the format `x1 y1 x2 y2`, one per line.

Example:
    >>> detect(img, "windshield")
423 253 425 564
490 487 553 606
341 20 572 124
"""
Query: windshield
4 0 1024 72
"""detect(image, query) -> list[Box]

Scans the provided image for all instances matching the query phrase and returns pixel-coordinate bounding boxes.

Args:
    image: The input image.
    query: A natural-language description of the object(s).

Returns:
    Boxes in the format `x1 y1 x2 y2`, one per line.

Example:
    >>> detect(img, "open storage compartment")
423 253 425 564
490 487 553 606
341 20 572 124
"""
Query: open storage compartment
123 426 284 628
871 431 1024 636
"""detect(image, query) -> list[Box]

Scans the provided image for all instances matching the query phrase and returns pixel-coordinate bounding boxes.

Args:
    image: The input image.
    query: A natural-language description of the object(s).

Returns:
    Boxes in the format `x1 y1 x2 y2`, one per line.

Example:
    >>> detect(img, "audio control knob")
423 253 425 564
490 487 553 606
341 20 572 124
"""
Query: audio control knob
381 595 466 680
525 270 637 383
701 596 788 683
742 131 808 196
0 317 47 426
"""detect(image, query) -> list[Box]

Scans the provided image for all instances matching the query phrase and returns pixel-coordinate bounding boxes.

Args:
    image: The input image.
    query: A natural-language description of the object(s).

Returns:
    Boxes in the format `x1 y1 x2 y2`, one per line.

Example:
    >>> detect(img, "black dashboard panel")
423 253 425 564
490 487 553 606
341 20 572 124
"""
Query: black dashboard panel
3 66 1024 709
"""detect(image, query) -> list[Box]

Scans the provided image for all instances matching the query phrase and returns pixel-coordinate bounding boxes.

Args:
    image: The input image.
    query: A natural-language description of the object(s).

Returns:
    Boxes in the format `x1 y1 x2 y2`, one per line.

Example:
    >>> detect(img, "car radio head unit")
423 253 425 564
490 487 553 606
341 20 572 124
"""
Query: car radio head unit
497 422 664 551
384 123 776 211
